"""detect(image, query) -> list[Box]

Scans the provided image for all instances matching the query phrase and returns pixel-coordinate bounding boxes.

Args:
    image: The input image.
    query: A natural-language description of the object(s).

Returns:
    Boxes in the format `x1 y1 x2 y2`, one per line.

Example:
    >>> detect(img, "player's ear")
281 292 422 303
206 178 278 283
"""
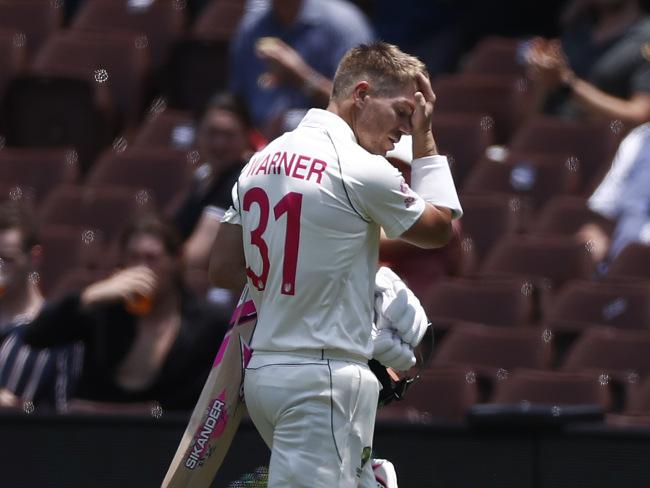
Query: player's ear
352 81 370 108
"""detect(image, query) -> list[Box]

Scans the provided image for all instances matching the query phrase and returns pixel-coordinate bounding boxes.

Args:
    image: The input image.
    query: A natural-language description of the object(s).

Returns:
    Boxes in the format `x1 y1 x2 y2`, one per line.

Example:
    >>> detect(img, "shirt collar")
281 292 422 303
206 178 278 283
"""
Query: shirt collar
298 109 357 144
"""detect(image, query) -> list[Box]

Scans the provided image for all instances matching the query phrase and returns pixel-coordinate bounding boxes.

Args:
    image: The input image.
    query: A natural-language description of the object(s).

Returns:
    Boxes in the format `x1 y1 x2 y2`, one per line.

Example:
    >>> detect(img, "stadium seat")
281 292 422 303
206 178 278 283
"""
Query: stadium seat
461 36 525 76
84 147 195 215
2 75 114 173
605 243 650 282
544 280 650 334
32 30 152 129
509 115 621 192
432 323 553 383
376 366 480 422
0 0 63 58
37 224 106 296
431 74 528 143
0 28 27 102
457 193 522 272
431 113 495 187
70 0 186 70
530 195 616 237
490 368 611 408
462 150 582 211
131 108 194 148
562 326 650 383
39 184 156 241
479 235 595 292
422 277 535 332
0 147 80 203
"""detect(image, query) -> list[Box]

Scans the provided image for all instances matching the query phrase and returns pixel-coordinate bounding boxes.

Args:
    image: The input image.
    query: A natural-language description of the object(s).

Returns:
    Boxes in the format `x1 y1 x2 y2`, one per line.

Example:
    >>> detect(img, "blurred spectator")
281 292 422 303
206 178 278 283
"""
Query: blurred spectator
524 0 650 127
176 92 261 270
577 122 650 267
380 136 464 298
230 0 375 137
24 214 229 411
0 203 81 410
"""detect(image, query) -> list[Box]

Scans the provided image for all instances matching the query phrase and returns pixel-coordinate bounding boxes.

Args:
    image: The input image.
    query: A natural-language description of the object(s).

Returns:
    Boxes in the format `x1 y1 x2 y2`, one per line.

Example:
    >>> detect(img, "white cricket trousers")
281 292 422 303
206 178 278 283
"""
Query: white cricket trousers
244 351 380 488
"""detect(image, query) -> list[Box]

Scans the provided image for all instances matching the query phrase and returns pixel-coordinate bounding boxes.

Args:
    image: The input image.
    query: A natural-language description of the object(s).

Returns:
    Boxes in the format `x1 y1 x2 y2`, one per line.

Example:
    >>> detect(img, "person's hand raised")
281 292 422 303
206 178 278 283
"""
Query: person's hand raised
411 72 438 158
81 265 158 308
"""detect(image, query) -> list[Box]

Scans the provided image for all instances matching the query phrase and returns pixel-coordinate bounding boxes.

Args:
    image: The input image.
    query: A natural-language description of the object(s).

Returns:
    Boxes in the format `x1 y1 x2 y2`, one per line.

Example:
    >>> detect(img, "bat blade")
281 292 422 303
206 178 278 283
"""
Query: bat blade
162 291 256 488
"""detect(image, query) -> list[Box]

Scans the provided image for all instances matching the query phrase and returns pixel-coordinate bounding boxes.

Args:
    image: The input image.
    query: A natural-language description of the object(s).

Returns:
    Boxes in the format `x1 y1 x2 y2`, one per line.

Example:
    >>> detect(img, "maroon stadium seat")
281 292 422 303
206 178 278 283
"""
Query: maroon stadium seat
461 36 525 76
530 195 616 237
131 108 194 148
70 0 186 70
376 366 480 422
0 28 27 102
606 243 650 282
0 0 63 58
84 147 194 215
39 184 156 240
490 368 611 408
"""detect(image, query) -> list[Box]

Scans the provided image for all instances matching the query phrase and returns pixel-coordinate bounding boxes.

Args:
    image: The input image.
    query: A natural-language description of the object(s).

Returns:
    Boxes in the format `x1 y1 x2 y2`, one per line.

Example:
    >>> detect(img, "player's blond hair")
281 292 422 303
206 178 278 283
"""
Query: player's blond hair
331 42 428 100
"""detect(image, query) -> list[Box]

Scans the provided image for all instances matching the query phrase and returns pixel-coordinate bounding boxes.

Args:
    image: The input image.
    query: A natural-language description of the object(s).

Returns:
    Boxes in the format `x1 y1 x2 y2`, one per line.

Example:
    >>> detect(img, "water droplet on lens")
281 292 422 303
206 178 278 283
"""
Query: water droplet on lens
94 69 109 84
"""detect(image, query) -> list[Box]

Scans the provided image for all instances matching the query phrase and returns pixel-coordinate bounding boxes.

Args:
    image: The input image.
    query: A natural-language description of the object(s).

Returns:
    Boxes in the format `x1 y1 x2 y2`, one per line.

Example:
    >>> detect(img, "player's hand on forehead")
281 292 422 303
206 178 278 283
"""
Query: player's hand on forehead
411 72 435 136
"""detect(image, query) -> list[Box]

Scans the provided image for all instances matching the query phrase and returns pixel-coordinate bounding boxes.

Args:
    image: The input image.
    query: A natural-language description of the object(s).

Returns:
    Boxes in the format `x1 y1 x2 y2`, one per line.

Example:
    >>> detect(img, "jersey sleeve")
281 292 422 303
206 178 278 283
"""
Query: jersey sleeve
345 156 426 239
221 181 242 226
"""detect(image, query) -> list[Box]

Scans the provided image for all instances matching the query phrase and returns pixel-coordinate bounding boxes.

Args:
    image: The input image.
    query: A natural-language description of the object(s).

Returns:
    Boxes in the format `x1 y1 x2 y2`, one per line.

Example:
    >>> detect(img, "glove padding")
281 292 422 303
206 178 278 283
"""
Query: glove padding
374 267 429 347
371 324 416 371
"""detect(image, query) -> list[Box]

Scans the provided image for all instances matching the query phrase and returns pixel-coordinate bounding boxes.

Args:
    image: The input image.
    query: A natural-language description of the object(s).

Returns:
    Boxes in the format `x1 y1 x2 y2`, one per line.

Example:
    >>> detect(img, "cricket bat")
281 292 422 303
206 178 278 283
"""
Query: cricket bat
162 285 257 487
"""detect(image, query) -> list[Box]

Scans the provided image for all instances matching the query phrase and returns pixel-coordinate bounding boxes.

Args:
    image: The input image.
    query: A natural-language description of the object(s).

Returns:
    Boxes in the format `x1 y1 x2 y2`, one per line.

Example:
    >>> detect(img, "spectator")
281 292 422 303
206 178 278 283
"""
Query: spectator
24 214 229 411
577 122 650 268
524 0 650 128
175 93 257 240
0 203 81 410
230 0 375 137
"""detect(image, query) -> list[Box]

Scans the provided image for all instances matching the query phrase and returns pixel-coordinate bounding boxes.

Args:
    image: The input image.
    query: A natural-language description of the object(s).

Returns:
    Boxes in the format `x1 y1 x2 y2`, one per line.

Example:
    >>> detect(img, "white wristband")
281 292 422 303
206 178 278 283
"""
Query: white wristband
411 155 463 219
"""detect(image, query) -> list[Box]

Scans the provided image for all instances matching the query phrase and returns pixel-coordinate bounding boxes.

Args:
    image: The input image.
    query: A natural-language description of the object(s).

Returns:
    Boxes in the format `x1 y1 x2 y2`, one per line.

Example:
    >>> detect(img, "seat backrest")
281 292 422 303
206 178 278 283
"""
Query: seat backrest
462 150 582 210
433 322 553 375
545 280 650 331
431 74 528 143
377 366 480 422
509 115 621 191
423 277 535 328
461 36 525 76
0 28 27 99
85 147 194 214
431 113 495 187
606 243 650 282
1 75 114 173
131 108 194 148
39 184 156 240
531 195 616 236
70 0 186 69
32 31 151 126
458 193 522 264
490 368 611 407
0 147 79 203
0 0 63 58
562 326 650 378
479 235 595 291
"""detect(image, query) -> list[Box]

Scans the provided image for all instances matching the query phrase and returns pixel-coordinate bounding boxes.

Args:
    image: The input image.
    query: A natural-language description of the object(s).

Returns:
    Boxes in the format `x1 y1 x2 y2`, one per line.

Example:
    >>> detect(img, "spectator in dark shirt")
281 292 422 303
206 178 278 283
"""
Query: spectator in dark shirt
524 0 650 128
0 203 81 411
25 214 229 411
176 93 261 271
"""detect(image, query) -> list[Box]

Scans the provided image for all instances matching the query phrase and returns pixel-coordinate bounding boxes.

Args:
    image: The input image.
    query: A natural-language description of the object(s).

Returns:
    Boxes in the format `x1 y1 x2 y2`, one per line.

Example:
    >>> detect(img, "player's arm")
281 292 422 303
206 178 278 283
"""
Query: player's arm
399 72 459 249
209 222 247 291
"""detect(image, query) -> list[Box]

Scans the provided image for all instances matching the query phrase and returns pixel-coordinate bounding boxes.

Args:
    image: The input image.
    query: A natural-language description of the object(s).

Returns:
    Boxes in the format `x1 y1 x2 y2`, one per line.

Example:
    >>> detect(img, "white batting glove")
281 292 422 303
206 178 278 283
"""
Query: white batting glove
371 324 416 371
374 267 429 347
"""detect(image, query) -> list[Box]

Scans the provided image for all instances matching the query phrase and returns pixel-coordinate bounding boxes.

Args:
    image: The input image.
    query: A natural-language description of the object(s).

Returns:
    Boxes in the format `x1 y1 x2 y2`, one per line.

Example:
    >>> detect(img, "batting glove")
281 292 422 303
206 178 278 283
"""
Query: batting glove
371 324 417 371
374 267 429 347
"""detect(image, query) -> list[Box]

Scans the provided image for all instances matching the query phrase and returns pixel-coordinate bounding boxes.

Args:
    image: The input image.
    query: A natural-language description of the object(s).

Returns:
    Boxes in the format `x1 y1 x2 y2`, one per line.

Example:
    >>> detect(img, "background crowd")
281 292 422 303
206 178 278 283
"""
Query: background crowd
0 0 649 427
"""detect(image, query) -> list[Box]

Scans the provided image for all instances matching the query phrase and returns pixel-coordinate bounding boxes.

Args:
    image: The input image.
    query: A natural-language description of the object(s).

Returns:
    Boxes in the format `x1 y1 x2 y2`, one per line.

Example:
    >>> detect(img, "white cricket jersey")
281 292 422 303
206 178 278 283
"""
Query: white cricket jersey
222 109 426 358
